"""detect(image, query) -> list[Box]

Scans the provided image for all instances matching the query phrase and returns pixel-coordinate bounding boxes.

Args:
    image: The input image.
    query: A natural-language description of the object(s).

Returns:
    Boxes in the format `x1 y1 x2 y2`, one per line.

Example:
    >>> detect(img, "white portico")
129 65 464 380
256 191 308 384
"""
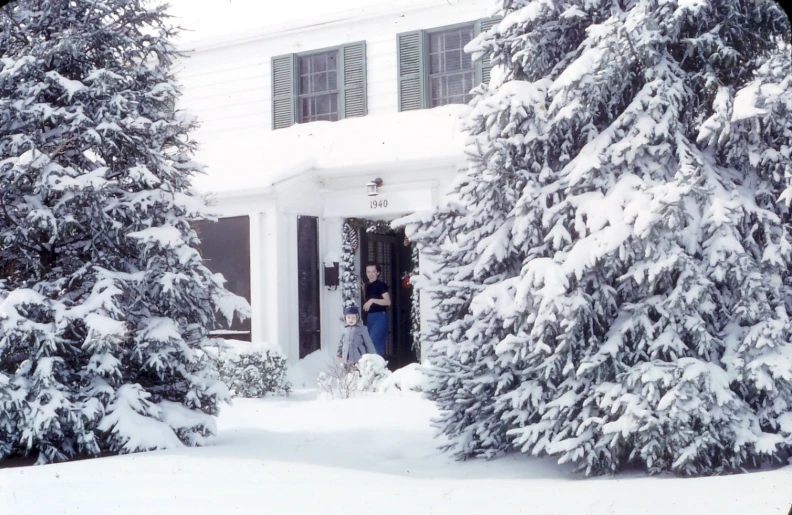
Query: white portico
193 106 464 363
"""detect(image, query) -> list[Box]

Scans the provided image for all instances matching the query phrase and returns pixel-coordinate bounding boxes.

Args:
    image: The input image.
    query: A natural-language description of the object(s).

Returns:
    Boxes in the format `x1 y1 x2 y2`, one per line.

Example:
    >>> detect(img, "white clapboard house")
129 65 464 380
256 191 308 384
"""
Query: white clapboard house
175 0 496 368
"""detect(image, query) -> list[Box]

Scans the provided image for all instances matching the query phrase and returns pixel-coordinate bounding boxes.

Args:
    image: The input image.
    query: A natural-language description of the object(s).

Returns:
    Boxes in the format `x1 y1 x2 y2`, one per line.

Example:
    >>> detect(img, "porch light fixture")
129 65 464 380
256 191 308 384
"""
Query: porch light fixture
366 178 383 196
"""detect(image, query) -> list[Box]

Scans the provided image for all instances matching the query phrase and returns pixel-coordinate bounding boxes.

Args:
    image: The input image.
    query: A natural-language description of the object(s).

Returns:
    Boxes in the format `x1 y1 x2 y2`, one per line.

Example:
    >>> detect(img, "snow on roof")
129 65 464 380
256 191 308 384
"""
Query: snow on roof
164 0 468 47
190 104 470 196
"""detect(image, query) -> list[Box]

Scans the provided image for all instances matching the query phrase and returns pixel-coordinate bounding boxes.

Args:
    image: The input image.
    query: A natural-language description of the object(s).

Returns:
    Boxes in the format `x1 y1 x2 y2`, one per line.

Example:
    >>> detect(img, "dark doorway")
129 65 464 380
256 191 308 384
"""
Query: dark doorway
297 215 321 358
359 228 415 371
192 216 252 341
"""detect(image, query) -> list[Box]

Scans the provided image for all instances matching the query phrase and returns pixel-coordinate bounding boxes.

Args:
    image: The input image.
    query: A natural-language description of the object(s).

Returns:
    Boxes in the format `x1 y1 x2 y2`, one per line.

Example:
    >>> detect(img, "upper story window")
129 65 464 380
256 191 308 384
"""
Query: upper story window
428 26 475 107
272 42 367 130
299 50 339 123
397 18 500 112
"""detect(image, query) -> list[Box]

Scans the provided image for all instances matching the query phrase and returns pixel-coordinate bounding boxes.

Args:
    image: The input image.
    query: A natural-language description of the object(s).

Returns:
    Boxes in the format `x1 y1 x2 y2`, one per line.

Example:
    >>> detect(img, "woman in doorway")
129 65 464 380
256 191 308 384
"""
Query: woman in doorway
361 262 391 356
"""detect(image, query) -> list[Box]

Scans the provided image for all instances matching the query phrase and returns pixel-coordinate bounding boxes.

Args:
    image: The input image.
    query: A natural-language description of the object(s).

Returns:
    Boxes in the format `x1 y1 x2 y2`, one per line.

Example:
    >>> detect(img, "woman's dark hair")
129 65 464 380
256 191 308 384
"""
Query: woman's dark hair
365 262 381 273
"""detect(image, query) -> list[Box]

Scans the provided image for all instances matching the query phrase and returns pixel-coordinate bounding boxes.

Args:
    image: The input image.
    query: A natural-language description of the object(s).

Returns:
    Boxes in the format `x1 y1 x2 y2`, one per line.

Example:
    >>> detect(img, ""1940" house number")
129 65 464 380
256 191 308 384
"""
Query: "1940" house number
370 199 388 209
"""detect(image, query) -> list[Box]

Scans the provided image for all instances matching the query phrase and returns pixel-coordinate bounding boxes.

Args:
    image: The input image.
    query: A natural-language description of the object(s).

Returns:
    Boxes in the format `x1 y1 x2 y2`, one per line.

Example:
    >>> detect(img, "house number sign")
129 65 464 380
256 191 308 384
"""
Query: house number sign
370 199 389 209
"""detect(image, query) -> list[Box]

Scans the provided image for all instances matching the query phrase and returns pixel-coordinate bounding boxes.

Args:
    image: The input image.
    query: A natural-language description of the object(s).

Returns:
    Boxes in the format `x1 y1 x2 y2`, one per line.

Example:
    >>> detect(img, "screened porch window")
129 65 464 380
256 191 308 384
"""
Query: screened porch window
192 216 251 341
428 26 475 107
298 50 339 123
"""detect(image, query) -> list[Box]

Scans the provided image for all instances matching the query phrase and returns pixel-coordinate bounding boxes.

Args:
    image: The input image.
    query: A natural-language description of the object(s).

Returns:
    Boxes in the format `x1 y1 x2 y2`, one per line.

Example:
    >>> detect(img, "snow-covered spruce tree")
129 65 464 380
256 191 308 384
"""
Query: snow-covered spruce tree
0 0 250 463
405 0 792 475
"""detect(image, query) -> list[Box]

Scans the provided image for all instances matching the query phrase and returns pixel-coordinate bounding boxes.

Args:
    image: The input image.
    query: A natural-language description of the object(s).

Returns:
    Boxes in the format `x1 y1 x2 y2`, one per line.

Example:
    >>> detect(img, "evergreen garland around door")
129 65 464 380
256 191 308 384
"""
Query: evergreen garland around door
341 221 359 308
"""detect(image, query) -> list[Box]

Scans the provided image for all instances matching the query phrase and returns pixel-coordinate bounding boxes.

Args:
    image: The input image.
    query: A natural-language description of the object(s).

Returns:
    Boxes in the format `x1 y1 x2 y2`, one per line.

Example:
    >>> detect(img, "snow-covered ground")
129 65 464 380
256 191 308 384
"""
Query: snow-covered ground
0 390 789 515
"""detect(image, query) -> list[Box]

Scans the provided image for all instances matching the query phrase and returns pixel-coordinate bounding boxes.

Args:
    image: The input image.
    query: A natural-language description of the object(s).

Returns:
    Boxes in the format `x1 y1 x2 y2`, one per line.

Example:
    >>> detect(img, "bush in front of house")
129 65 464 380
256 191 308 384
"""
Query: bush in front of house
218 349 291 398
355 355 392 392
318 354 391 399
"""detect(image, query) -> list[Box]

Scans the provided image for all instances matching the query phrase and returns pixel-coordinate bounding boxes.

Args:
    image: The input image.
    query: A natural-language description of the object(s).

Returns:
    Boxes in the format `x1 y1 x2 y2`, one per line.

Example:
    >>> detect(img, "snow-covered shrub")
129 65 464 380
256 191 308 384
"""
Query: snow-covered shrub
318 355 391 399
377 364 429 393
355 355 391 392
218 350 291 398
287 349 335 389
317 363 360 400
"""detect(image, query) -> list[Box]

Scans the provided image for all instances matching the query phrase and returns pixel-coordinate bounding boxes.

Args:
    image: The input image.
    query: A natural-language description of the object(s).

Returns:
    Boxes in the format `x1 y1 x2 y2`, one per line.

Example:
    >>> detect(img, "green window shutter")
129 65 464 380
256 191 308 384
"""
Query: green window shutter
397 30 425 111
272 53 296 130
474 18 501 87
340 41 367 119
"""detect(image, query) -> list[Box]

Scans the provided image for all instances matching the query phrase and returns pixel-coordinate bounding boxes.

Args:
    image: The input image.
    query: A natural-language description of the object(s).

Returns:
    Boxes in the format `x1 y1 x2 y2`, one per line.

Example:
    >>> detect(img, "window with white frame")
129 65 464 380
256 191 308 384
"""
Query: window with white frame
397 18 500 112
298 50 339 123
271 42 367 130
428 26 476 107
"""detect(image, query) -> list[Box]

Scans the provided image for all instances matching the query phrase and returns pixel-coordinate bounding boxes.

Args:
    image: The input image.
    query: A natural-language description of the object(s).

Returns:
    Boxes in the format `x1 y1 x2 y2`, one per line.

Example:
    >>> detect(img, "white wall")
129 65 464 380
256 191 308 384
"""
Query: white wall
176 0 490 189
248 212 267 344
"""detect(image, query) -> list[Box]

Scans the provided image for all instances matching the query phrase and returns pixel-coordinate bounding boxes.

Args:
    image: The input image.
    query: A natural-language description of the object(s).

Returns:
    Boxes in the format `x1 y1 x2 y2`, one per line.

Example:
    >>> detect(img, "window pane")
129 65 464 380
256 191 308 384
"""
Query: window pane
460 50 473 70
430 77 441 106
310 72 324 93
448 74 464 96
446 30 462 50
430 53 441 74
313 53 327 72
299 55 312 77
315 94 330 115
445 51 463 72
428 26 475 107
430 32 443 53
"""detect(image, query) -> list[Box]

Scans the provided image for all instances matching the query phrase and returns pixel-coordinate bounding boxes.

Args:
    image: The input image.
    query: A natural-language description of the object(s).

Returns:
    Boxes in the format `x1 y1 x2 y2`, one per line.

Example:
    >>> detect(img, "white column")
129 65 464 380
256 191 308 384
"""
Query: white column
248 212 265 344
321 217 345 354
282 211 299 360
263 207 287 356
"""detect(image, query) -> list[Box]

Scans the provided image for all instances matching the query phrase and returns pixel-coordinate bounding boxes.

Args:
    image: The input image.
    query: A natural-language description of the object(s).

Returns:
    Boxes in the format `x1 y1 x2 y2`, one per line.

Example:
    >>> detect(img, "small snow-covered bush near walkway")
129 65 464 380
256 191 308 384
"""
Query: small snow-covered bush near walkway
215 341 291 398
318 355 391 399
377 363 429 393
218 350 291 398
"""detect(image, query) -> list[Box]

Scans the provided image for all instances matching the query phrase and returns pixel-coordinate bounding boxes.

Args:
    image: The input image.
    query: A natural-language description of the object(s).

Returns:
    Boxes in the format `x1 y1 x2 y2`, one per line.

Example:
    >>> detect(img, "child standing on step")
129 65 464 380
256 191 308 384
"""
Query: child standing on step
337 305 376 365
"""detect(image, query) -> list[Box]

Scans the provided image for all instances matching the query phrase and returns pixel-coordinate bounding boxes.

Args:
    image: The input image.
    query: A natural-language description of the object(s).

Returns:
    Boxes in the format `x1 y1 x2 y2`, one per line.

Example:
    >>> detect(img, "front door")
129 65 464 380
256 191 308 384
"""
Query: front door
359 229 415 370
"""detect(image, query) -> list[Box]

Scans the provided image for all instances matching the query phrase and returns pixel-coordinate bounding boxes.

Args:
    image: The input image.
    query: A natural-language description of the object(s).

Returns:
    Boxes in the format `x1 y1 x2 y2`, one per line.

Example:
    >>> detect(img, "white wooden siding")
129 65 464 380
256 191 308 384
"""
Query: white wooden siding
176 1 491 186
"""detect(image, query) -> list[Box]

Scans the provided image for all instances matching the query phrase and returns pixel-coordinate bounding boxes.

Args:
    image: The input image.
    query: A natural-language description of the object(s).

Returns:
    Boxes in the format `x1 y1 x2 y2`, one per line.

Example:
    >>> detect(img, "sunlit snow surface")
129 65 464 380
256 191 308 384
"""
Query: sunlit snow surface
0 389 789 515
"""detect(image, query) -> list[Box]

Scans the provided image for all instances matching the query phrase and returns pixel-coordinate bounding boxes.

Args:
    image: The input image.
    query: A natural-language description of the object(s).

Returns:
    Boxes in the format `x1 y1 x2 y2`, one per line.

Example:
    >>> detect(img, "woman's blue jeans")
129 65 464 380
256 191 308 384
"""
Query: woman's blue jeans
366 311 388 356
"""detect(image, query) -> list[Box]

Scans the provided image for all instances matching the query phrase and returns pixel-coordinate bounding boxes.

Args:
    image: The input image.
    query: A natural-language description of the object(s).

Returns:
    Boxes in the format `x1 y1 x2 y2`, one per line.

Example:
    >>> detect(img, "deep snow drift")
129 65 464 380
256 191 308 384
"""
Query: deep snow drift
0 389 789 514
